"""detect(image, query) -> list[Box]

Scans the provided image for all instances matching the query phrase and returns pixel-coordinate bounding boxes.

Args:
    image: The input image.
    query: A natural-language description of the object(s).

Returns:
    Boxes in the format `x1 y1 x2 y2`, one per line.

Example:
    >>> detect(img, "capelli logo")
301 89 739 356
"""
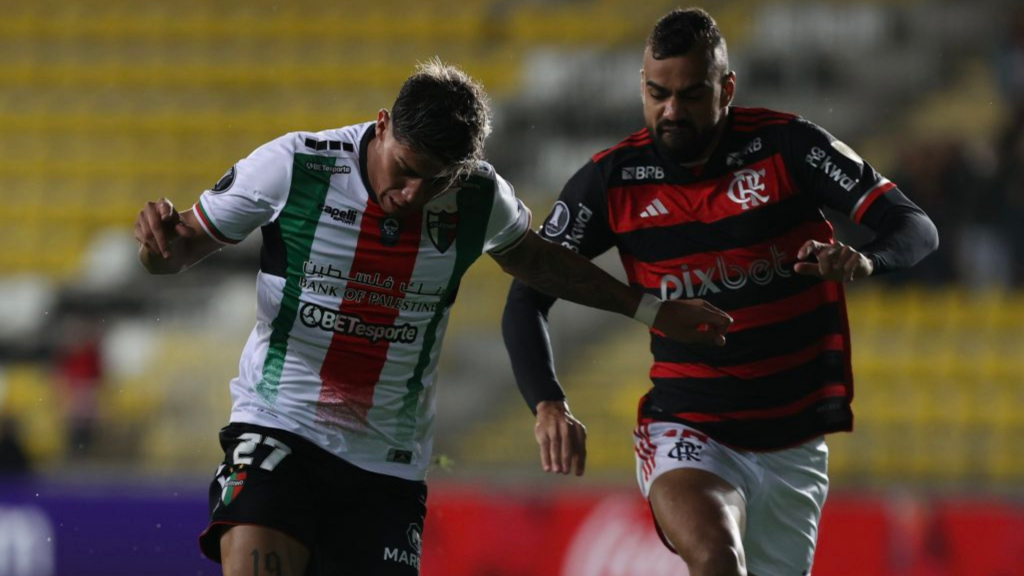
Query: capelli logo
622 166 664 181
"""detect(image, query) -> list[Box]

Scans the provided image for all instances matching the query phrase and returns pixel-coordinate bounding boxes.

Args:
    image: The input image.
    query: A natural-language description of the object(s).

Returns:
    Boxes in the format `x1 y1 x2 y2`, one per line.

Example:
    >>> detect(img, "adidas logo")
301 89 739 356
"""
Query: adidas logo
639 199 669 218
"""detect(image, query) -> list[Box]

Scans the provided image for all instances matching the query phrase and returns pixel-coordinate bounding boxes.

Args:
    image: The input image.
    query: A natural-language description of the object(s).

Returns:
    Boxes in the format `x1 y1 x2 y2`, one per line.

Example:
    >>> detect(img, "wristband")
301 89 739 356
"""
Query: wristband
633 293 663 327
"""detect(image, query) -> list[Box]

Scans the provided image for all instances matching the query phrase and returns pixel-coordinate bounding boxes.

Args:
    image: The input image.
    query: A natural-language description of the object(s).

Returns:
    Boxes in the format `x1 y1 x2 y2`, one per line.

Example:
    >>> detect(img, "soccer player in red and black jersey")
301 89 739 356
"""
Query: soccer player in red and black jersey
503 8 938 576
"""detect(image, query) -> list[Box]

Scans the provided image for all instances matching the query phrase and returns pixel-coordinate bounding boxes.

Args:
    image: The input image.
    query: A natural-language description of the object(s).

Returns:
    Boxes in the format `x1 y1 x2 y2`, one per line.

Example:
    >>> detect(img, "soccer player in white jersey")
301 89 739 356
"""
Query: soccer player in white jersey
134 59 733 576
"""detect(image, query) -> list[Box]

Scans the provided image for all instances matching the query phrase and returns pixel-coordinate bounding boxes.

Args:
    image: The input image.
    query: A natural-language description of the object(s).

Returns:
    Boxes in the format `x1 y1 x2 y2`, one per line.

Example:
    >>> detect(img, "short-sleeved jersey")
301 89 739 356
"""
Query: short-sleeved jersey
538 107 896 450
195 122 531 480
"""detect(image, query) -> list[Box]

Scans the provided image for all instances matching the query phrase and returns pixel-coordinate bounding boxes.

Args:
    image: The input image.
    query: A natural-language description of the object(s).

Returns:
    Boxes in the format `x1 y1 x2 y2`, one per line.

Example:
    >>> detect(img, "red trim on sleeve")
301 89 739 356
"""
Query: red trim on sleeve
194 200 240 245
852 181 896 224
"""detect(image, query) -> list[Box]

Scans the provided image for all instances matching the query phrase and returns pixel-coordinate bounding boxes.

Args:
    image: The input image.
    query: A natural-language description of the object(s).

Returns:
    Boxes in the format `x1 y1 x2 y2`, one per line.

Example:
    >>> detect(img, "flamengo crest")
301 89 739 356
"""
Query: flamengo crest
426 209 458 253
727 168 770 210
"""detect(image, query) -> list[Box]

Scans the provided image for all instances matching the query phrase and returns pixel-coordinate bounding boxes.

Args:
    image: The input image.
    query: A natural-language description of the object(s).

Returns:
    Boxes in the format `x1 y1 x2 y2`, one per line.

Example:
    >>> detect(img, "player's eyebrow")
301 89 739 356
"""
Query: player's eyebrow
397 157 422 178
645 79 713 96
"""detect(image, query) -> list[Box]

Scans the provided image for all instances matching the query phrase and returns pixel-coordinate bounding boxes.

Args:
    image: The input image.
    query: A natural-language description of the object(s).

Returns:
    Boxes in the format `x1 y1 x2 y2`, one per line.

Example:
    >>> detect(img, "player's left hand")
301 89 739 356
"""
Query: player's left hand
534 400 587 476
794 240 874 282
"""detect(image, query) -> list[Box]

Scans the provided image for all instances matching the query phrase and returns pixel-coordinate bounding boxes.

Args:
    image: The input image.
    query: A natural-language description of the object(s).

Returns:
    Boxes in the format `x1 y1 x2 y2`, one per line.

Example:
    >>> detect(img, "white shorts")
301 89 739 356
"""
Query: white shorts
634 422 829 576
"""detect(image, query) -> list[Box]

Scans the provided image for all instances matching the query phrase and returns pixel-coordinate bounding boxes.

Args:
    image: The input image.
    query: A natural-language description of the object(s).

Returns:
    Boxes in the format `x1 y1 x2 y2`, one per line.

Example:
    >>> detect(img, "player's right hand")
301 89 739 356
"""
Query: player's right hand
653 299 734 346
134 198 196 259
534 400 587 477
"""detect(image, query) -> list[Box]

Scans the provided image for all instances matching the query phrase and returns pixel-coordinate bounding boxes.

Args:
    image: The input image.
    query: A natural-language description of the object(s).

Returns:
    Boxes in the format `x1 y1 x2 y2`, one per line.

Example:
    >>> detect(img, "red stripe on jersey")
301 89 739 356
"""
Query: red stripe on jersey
317 202 423 427
650 333 845 380
626 220 833 292
731 108 796 131
666 384 848 423
834 277 855 400
733 120 791 132
731 107 797 122
852 180 896 223
727 282 841 333
733 114 794 124
592 129 652 163
608 154 798 234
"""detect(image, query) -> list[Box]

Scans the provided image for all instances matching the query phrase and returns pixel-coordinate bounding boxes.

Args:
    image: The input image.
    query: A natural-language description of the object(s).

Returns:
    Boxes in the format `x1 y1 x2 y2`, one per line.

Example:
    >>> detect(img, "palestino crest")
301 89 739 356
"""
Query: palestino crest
426 209 458 253
221 470 247 506
727 168 770 210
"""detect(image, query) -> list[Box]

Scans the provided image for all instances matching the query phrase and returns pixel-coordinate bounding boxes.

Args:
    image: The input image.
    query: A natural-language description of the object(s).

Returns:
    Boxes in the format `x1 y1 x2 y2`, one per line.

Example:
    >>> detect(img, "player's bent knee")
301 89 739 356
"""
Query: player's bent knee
685 545 746 576
220 525 310 576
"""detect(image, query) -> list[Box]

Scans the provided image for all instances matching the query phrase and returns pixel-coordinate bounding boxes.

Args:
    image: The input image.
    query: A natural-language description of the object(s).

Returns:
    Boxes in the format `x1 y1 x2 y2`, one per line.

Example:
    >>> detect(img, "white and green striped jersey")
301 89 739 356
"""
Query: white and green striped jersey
193 122 531 480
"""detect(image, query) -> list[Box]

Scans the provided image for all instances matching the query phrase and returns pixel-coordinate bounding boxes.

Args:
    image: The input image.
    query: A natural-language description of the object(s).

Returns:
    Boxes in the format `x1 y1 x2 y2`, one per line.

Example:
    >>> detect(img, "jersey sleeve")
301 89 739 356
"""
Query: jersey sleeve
536 160 616 259
785 118 897 224
193 134 297 244
501 160 616 413
784 119 939 275
483 172 533 255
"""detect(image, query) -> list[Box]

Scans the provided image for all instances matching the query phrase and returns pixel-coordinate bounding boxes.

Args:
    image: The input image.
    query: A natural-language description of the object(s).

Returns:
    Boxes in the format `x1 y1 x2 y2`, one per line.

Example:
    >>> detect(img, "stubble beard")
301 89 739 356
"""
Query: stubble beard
653 121 716 164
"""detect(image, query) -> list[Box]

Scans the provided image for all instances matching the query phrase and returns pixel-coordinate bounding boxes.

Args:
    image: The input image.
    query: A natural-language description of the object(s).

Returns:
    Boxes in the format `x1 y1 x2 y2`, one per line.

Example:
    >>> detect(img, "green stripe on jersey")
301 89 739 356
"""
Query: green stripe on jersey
255 154 335 405
396 176 495 442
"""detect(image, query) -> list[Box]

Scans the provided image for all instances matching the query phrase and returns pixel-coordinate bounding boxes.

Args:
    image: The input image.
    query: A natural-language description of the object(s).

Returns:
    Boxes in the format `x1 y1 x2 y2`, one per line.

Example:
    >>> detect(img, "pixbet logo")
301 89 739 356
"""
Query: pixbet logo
659 246 790 299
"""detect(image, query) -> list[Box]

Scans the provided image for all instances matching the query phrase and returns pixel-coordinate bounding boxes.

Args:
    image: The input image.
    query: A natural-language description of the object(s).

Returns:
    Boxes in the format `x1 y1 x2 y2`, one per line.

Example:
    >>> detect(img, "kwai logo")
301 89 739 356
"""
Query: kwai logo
805 146 859 191
659 246 790 299
551 203 593 252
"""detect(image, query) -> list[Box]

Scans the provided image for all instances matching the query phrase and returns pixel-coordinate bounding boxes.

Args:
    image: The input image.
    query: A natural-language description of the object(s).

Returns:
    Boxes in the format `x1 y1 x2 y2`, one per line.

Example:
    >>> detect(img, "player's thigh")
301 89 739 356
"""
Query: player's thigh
199 424 323 568
743 438 828 576
635 423 755 574
312 470 428 576
649 467 747 570
220 525 311 576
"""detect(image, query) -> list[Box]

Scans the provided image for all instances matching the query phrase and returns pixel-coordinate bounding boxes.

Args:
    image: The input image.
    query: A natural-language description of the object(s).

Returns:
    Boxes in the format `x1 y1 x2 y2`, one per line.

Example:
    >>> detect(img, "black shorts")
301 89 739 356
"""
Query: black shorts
199 423 427 576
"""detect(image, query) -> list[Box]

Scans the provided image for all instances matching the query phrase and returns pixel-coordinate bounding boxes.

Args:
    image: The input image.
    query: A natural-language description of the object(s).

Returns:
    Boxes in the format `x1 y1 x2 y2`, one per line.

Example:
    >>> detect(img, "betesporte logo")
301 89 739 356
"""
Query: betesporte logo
300 303 417 343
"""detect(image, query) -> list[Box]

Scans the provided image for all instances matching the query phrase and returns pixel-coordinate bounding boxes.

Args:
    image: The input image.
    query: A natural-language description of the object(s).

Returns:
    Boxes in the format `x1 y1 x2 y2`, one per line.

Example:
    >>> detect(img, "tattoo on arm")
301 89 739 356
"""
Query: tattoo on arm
493 231 636 317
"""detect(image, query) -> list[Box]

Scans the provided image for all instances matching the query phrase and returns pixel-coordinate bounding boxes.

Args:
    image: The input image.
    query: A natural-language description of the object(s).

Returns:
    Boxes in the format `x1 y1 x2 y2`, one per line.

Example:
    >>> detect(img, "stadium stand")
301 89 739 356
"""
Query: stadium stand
1 0 1021 493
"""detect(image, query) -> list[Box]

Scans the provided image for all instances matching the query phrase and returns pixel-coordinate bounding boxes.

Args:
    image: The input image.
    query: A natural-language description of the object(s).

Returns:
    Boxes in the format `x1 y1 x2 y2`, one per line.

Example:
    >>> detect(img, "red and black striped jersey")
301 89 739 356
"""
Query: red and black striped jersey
535 106 898 450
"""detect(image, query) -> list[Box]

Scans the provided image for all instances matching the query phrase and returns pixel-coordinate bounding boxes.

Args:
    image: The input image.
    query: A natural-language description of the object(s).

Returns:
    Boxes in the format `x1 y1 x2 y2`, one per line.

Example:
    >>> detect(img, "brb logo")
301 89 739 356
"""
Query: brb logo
727 168 770 210
622 166 664 181
660 246 791 299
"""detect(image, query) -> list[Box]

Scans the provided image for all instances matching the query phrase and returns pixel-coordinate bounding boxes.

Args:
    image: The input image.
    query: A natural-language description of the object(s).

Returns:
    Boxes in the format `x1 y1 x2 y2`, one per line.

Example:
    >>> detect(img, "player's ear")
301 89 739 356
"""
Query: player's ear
720 71 737 108
375 109 390 139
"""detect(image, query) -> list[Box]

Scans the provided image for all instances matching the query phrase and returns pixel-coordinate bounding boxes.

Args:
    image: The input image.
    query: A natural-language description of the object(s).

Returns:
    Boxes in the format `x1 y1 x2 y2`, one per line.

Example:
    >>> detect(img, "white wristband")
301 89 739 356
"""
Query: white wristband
633 293 663 327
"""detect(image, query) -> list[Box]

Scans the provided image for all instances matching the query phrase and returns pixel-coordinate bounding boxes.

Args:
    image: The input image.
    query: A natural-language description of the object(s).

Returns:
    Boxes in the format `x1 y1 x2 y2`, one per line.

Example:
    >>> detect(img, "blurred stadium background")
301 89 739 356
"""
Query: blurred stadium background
1 0 1023 574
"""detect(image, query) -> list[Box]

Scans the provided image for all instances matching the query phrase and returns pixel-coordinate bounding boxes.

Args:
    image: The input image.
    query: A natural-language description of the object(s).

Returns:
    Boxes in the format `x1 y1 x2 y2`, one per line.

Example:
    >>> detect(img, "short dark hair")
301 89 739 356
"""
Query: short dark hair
390 58 491 184
647 7 728 73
